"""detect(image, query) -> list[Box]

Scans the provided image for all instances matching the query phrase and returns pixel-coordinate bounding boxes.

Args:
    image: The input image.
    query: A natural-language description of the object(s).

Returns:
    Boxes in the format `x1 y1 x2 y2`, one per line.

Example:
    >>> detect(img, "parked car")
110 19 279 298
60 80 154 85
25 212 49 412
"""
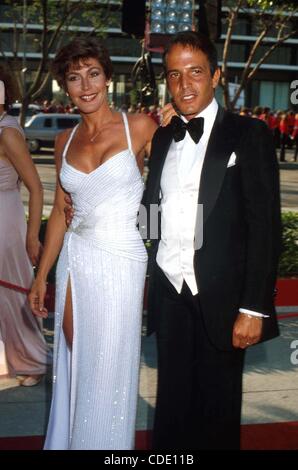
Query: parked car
10 103 42 123
24 113 81 152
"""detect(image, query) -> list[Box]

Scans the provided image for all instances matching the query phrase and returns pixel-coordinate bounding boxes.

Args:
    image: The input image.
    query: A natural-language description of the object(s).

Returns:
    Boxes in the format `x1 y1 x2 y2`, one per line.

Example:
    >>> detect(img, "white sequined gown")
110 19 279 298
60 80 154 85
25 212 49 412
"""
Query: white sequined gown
44 113 147 450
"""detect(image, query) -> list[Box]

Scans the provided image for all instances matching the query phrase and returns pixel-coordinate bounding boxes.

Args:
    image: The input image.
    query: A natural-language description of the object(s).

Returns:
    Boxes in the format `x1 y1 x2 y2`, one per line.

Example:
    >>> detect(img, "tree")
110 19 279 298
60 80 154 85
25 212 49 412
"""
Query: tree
220 0 298 110
0 0 119 125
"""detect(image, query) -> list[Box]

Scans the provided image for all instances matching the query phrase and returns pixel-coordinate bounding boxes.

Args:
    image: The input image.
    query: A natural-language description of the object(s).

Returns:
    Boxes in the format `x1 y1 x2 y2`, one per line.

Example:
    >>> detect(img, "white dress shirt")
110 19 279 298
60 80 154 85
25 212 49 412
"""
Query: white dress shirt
156 98 266 318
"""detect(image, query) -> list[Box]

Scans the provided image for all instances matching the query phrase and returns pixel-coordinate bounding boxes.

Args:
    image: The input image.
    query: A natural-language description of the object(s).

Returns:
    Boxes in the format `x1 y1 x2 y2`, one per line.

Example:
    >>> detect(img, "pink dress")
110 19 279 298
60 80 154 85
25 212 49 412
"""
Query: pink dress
0 114 49 376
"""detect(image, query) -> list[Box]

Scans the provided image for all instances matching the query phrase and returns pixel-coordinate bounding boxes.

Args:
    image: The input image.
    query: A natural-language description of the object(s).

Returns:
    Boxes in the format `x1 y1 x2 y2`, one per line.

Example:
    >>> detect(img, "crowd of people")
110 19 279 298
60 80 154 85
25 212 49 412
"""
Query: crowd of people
34 98 163 125
240 106 298 161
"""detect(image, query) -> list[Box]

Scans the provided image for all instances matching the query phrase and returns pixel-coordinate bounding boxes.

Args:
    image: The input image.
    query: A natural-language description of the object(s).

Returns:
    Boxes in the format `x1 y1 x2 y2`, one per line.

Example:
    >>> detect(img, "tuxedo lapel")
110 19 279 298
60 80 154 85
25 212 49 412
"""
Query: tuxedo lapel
198 107 236 224
145 125 173 205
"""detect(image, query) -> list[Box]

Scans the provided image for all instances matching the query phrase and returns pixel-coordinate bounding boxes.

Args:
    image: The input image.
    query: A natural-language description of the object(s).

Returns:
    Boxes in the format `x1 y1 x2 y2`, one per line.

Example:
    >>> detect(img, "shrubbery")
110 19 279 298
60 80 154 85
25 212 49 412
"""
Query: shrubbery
279 211 298 277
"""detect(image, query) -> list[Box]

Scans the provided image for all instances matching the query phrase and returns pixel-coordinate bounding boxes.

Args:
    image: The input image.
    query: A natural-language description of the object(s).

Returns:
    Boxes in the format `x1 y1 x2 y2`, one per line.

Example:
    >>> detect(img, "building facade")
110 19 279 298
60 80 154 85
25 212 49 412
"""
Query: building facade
0 1 297 110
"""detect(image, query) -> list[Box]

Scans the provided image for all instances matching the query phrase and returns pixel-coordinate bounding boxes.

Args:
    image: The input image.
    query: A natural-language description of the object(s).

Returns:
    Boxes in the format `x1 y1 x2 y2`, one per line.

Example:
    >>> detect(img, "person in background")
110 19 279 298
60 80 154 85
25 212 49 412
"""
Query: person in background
279 112 289 162
239 106 250 117
251 105 263 119
0 66 50 387
148 105 161 125
291 113 298 162
128 104 136 114
259 106 270 125
287 110 295 148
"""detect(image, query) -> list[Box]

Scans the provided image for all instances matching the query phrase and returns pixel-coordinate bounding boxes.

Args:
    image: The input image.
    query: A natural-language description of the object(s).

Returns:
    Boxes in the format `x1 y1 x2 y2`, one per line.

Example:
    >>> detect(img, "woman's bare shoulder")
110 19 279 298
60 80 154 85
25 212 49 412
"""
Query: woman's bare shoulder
128 113 158 134
0 126 24 142
55 128 74 155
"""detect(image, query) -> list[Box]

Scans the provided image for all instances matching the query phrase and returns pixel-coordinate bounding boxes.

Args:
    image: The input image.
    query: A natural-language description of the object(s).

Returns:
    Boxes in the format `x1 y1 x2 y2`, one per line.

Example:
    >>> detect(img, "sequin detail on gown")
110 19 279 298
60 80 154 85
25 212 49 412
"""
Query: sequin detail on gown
44 113 147 450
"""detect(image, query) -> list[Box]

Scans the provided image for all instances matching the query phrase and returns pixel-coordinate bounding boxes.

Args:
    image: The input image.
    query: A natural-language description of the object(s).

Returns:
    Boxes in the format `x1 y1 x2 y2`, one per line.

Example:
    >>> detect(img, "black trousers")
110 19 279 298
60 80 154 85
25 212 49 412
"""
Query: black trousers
152 265 245 450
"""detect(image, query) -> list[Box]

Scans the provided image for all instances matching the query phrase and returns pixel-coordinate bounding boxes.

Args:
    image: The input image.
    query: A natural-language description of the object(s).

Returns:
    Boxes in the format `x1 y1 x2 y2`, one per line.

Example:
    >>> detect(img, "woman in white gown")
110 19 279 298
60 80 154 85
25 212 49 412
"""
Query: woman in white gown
29 37 157 450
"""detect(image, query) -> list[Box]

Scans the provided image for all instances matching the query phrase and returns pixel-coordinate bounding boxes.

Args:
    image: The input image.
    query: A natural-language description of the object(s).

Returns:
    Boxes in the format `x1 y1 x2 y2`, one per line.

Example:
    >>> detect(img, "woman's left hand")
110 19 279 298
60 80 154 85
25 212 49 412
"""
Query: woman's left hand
160 102 179 127
26 236 43 267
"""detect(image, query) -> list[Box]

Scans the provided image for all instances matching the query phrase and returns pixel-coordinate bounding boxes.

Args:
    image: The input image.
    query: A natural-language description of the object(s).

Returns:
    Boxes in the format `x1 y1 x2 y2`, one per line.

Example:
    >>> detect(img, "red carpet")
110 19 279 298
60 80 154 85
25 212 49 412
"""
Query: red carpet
0 423 297 450
275 279 298 307
241 422 298 450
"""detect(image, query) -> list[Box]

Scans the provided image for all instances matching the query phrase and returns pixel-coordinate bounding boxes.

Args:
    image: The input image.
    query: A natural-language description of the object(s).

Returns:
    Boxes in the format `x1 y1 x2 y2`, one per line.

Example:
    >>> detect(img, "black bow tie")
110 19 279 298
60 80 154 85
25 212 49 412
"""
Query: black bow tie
171 115 204 144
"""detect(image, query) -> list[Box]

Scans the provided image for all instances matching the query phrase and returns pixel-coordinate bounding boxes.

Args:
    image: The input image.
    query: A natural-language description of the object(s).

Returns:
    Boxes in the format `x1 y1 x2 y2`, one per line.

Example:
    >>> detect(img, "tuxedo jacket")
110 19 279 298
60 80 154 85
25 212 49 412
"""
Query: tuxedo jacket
142 106 281 351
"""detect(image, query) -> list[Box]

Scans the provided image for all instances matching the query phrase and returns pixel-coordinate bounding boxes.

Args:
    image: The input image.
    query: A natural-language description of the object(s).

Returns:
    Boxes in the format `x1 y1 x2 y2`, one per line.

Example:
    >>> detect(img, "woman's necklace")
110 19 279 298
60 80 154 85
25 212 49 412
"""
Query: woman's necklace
0 111 7 122
89 128 101 143
83 116 113 143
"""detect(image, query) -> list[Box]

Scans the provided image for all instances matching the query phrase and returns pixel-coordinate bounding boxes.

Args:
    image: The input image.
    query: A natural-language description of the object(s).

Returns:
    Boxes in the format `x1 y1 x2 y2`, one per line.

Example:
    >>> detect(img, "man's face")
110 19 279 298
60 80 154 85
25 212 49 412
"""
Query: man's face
165 44 220 120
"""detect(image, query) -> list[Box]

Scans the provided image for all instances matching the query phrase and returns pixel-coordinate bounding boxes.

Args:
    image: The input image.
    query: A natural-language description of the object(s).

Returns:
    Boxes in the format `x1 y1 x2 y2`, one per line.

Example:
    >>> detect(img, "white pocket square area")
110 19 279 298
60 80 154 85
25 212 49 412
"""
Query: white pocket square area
227 152 237 168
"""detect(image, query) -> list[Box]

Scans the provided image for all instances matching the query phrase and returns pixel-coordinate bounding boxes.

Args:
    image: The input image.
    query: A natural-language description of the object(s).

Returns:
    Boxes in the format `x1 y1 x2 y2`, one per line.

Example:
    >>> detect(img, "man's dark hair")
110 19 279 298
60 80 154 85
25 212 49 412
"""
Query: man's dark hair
0 65 16 111
163 31 218 77
52 36 113 89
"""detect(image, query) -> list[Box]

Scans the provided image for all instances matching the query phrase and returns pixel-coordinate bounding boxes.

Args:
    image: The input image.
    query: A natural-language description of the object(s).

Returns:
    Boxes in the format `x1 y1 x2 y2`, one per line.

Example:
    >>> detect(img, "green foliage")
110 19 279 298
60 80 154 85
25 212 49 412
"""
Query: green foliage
0 0 120 112
1 0 119 52
129 88 139 106
221 0 297 109
247 0 296 9
279 211 298 277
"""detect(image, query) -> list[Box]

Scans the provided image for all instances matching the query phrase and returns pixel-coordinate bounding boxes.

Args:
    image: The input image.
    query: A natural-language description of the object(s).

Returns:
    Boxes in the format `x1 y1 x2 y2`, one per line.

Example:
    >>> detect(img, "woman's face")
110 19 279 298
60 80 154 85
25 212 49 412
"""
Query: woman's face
65 57 110 114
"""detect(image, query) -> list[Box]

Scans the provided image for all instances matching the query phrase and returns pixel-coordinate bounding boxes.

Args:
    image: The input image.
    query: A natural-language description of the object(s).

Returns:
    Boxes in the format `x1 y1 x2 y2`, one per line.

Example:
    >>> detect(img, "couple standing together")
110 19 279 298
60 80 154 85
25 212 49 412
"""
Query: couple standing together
29 31 281 450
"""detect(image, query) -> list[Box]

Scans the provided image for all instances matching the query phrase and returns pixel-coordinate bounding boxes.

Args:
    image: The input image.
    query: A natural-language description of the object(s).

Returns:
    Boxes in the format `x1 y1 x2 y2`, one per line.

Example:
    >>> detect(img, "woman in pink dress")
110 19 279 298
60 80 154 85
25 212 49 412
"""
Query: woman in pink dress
0 66 49 386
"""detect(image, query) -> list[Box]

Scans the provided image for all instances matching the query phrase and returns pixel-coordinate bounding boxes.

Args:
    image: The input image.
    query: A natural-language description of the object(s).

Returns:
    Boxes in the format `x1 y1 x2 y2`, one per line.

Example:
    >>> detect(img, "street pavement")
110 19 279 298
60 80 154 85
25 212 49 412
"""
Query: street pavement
0 315 298 446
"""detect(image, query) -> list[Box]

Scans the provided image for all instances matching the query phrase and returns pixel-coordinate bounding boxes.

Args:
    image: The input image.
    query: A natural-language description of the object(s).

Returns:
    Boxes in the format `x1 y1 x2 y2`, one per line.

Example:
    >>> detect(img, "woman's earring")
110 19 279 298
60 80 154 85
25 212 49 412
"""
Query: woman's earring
66 92 69 97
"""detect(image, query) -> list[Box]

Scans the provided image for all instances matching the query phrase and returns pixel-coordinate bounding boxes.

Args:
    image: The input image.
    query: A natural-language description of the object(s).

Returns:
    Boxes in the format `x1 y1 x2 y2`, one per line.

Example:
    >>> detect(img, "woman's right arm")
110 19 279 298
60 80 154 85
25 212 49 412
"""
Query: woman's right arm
29 131 69 317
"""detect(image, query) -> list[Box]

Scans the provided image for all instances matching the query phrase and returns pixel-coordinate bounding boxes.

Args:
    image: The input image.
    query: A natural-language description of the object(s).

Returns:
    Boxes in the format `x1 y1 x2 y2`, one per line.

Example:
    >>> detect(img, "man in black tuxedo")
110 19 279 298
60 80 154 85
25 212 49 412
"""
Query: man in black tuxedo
142 31 281 450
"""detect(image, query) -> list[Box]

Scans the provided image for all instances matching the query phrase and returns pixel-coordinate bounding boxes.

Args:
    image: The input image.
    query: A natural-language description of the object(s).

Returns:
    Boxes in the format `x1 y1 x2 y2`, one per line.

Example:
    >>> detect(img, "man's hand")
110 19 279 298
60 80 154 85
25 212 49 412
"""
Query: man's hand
64 194 74 227
232 313 263 349
160 102 178 127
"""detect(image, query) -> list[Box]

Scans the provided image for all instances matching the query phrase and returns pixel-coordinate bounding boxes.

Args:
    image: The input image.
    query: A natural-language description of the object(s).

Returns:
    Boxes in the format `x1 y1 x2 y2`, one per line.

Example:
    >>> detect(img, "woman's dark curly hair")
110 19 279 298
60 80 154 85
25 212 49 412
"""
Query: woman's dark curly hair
52 37 113 89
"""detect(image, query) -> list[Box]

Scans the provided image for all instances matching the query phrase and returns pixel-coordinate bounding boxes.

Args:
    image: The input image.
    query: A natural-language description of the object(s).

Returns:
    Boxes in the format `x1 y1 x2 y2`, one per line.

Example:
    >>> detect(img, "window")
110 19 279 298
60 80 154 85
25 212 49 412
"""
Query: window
254 46 291 65
44 119 52 128
221 17 249 36
259 81 289 110
32 117 45 129
57 118 79 129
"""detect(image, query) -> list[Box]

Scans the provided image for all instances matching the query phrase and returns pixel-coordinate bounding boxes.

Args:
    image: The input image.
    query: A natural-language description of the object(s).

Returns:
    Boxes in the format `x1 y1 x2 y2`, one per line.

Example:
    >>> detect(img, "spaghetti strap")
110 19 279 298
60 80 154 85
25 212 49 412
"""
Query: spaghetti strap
62 124 80 159
121 112 132 154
